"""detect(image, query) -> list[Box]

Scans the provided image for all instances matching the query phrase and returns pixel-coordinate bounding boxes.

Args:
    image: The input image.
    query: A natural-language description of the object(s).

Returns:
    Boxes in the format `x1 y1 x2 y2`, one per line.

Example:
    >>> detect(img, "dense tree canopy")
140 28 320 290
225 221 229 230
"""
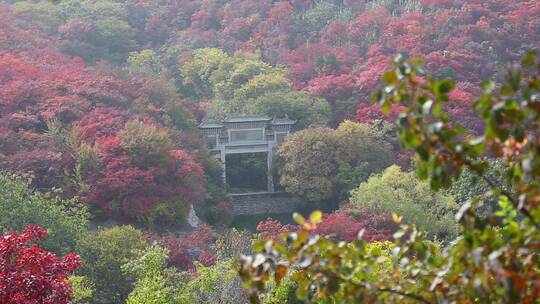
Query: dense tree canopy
277 120 395 203
0 1 538 302
349 165 458 239
1 0 537 226
6 0 535 132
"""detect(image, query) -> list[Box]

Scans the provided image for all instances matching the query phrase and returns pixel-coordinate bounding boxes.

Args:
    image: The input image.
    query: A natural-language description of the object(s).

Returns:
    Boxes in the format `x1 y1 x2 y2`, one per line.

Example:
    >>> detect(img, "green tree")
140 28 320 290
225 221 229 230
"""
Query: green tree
0 173 89 255
176 259 245 304
58 0 136 63
350 165 458 239
128 49 164 76
68 276 95 304
181 48 331 126
234 72 292 100
120 120 172 168
278 127 338 203
239 51 540 303
333 120 395 200
12 1 63 34
206 51 291 118
277 121 395 203
248 91 330 130
123 245 178 304
123 247 248 304
180 48 227 100
76 225 148 304
209 51 280 101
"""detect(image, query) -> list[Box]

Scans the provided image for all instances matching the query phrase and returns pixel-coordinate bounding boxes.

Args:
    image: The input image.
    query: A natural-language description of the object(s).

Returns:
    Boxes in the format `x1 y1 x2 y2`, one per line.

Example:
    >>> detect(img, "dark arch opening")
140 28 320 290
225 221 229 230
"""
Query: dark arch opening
226 152 267 193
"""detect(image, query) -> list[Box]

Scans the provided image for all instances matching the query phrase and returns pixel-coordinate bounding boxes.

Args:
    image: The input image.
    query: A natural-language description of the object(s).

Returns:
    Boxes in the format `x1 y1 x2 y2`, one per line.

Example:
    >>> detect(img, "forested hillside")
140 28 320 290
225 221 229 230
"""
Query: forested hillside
0 0 539 303
2 0 537 221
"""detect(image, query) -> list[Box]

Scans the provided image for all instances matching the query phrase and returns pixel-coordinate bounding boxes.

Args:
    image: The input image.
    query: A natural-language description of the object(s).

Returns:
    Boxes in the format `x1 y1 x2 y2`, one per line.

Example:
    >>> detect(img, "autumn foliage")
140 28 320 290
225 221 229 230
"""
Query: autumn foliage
256 208 396 243
0 225 80 304
0 7 208 225
146 225 216 271
1 0 537 226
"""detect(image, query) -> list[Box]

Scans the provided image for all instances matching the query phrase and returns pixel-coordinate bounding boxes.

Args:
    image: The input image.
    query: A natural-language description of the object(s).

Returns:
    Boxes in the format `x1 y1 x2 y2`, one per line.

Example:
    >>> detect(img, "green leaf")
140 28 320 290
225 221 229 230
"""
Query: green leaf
392 212 403 224
481 80 496 94
383 71 397 84
522 51 536 68
293 212 305 225
309 210 323 224
438 79 455 94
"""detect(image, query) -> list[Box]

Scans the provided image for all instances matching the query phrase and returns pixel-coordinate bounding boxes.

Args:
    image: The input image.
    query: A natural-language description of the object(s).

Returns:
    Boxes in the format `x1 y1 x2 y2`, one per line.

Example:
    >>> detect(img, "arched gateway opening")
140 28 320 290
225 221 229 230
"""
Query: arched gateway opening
199 116 295 194
226 152 268 192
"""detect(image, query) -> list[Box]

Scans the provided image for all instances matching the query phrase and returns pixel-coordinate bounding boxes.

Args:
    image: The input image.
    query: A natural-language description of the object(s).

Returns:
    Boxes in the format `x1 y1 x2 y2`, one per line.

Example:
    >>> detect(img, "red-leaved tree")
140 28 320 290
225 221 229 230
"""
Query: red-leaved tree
257 208 396 243
0 225 80 304
146 224 216 271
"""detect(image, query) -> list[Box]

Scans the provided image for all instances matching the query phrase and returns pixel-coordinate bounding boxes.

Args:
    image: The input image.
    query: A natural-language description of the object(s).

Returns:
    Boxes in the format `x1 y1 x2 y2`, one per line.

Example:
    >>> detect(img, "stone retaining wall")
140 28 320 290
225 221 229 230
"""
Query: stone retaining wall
229 192 302 215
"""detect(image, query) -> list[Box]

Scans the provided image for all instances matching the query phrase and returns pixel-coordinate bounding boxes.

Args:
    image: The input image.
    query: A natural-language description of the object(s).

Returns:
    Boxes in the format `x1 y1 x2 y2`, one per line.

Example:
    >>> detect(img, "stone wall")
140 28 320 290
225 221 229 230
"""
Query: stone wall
229 192 302 215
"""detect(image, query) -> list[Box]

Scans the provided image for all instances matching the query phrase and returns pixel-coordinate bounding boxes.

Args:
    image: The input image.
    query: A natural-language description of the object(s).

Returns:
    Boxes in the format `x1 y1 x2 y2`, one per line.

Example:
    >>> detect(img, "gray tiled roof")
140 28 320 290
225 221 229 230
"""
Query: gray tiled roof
199 120 223 128
271 117 296 125
199 116 295 128
223 116 272 123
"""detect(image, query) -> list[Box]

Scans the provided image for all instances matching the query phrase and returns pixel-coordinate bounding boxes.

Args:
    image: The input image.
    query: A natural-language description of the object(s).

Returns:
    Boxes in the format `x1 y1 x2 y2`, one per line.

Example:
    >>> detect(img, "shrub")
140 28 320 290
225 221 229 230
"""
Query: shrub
349 165 458 240
147 225 216 270
120 120 172 168
0 172 89 255
215 228 253 261
256 219 297 241
122 245 177 304
176 259 247 304
68 276 94 304
76 225 148 304
257 210 395 243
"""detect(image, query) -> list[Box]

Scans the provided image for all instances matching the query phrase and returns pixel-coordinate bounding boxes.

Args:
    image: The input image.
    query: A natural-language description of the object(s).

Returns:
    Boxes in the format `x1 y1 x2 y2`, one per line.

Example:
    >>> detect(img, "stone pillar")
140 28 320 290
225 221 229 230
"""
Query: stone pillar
220 148 227 188
267 145 274 192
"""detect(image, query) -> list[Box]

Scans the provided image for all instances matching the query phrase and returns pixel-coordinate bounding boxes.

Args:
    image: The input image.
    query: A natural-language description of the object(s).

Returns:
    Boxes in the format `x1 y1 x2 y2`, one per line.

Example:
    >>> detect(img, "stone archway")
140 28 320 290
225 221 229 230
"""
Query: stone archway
199 116 295 194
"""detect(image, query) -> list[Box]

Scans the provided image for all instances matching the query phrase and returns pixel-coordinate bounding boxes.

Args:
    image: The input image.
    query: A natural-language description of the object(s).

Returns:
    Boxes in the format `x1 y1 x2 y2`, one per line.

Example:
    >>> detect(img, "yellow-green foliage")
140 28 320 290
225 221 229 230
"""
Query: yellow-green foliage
68 276 94 304
350 165 458 239
128 49 163 75
76 142 100 178
176 260 244 304
123 246 178 304
120 120 172 167
277 121 395 203
12 1 63 34
0 173 89 255
180 48 228 99
76 226 148 304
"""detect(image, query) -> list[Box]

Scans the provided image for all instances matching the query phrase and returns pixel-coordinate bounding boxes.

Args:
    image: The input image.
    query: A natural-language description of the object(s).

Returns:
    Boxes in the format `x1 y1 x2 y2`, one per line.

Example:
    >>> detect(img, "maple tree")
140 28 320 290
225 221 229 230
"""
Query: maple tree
0 225 80 304
256 209 395 244
0 7 212 226
146 224 216 271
